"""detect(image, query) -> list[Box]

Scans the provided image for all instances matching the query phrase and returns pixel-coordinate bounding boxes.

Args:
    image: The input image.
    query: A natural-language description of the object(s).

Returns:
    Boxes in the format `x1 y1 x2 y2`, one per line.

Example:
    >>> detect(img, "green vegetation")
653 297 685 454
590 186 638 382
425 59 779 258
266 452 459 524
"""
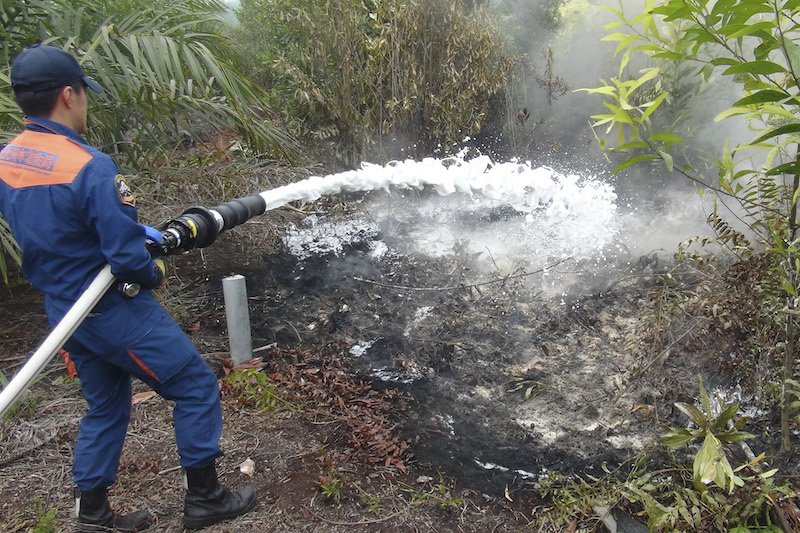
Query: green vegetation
661 376 754 493
27 498 58 533
224 368 289 412
406 472 465 512
235 0 516 166
318 471 347 504
0 367 62 420
534 452 790 532
584 0 800 453
573 0 800 529
0 0 293 163
0 215 20 284
4 496 60 532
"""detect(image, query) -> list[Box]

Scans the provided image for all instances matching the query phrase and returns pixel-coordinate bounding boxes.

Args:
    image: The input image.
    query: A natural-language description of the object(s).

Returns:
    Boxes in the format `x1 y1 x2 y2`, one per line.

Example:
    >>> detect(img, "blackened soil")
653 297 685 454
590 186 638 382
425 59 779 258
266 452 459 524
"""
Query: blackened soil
213 231 721 496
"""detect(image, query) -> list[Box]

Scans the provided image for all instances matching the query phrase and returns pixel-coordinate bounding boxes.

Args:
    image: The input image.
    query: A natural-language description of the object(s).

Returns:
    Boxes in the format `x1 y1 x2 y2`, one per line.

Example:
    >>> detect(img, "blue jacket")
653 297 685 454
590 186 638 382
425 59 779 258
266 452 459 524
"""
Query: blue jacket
0 117 162 311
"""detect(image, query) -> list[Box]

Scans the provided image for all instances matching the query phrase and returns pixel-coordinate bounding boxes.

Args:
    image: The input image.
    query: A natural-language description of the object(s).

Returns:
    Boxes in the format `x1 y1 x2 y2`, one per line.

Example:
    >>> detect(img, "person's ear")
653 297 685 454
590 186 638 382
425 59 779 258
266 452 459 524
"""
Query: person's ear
60 85 78 109
58 85 71 107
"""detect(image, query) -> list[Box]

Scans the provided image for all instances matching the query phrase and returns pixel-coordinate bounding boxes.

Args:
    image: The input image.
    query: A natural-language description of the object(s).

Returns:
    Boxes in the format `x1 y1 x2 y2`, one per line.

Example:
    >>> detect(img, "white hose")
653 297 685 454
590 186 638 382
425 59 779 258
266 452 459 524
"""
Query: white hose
0 264 116 417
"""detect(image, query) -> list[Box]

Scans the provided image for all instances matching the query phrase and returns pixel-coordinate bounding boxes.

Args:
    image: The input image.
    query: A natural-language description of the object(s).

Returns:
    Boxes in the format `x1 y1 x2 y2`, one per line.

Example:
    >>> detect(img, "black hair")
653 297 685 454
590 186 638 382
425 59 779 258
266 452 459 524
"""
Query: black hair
14 81 84 118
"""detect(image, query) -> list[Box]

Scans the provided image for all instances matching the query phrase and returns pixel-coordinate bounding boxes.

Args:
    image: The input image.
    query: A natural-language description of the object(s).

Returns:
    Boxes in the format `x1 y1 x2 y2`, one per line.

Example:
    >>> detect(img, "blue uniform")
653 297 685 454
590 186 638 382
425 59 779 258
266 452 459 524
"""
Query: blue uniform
0 117 222 491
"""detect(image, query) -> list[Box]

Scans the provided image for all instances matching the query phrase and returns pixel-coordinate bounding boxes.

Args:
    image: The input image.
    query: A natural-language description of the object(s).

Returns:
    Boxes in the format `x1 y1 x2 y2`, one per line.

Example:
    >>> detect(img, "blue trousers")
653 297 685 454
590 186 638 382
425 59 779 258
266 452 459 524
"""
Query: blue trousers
49 290 223 491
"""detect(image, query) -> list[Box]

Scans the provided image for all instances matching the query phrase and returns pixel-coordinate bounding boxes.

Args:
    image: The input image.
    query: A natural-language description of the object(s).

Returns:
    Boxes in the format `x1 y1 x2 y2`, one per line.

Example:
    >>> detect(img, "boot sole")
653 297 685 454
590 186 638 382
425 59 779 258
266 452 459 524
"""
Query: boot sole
182 497 258 529
76 511 153 532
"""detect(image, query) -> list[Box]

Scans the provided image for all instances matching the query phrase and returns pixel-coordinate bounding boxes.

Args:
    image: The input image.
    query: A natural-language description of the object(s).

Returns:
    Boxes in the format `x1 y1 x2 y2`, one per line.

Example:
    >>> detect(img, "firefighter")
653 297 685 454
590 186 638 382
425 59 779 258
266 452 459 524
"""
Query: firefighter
0 45 257 531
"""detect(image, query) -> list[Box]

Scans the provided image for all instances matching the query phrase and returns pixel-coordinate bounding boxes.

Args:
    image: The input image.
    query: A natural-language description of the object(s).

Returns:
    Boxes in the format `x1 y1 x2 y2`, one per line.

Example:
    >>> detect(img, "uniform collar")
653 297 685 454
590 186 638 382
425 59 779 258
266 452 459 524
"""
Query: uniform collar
24 116 86 144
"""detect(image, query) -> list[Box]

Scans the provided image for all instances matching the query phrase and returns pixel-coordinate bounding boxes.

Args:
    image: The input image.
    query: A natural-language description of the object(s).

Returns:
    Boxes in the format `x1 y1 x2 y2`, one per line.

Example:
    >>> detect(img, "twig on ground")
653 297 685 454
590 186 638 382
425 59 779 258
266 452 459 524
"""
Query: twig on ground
0 427 66 468
0 355 29 363
158 465 182 475
253 343 277 353
354 257 573 292
613 321 702 403
304 506 403 526
285 321 302 343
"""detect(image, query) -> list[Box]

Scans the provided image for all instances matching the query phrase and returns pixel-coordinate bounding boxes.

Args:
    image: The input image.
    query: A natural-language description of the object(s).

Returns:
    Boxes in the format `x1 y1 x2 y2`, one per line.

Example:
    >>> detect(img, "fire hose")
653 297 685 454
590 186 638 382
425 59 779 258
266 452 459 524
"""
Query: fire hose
0 194 268 418
0 153 565 416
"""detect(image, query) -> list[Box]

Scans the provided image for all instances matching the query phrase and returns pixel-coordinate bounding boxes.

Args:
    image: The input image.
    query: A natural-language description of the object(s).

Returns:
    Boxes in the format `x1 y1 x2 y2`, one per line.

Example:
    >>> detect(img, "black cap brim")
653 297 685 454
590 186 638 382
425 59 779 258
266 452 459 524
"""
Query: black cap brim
82 75 104 94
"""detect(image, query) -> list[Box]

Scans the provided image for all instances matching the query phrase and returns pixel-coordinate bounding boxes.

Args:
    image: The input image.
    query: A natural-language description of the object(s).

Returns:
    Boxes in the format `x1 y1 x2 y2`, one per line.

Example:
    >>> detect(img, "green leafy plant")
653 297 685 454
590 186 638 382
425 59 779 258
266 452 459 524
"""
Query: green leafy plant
785 378 800 423
533 470 621 530
531 373 789 530
318 473 346 504
316 451 348 504
26 498 58 533
356 486 382 516
406 472 464 512
583 0 800 453
622 460 789 532
662 376 754 493
531 452 792 531
223 368 289 412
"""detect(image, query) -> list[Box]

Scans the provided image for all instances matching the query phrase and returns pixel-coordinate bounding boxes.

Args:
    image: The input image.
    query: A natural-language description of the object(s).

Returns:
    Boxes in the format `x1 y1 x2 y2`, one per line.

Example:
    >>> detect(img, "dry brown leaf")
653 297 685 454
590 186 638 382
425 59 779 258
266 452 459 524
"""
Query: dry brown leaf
131 391 157 405
631 404 655 419
231 357 266 372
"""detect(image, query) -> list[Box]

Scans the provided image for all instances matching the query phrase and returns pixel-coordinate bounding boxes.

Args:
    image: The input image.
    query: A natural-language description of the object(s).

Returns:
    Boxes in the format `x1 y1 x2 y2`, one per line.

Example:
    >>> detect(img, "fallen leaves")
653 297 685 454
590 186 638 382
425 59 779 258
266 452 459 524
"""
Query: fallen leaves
266 341 411 474
217 355 268 376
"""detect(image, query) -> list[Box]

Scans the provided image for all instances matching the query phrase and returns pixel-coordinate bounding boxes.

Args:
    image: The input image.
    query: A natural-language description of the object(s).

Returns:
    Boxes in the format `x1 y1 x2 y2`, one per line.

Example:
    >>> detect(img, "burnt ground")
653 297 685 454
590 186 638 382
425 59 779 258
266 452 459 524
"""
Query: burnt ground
0 189 788 531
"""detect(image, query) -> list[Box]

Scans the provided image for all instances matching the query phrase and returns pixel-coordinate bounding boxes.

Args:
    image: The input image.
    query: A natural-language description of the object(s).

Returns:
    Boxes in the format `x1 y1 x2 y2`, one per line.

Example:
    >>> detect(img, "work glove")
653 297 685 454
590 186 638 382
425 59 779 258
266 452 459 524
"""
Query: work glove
122 257 165 295
142 225 166 287
119 225 167 296
153 258 166 278
142 225 164 256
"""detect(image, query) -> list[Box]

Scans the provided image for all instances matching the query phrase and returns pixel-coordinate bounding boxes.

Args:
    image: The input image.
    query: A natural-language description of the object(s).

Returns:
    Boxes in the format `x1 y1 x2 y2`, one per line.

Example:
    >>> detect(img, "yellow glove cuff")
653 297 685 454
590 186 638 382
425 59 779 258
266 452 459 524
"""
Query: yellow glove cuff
153 258 166 277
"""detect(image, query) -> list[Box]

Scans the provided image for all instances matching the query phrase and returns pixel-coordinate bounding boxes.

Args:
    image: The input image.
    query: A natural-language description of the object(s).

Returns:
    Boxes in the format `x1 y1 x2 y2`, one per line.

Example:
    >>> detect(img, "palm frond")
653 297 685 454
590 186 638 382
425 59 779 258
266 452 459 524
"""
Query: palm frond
0 0 52 63
0 70 23 144
0 213 21 284
79 25 295 165
0 0 296 167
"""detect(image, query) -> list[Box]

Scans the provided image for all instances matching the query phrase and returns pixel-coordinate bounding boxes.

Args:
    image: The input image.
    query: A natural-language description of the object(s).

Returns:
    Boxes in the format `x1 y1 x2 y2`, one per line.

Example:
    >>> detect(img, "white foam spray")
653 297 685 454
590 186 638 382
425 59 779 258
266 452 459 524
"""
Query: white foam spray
273 151 626 297
260 151 617 220
273 151 716 299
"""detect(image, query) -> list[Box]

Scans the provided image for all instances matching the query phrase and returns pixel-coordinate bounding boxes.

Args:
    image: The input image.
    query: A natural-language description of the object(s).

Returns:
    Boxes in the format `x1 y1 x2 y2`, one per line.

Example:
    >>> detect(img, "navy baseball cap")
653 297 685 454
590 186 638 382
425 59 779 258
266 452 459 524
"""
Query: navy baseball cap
11 44 103 94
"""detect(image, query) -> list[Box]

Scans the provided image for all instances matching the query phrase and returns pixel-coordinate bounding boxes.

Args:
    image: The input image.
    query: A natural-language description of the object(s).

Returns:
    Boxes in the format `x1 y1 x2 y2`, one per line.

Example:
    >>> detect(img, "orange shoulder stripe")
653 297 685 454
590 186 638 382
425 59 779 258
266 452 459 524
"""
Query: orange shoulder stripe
0 130 92 188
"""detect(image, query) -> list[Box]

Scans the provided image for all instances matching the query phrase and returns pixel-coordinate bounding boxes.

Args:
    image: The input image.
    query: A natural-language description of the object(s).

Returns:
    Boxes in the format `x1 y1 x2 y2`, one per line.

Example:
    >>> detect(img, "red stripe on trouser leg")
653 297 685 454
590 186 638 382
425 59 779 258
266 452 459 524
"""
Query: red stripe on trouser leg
126 349 160 383
60 348 78 379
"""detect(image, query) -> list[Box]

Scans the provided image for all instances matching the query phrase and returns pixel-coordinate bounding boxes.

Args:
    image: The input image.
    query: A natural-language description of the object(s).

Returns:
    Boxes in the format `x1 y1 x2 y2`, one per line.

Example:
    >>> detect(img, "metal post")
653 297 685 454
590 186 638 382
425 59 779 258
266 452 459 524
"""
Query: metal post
222 275 253 365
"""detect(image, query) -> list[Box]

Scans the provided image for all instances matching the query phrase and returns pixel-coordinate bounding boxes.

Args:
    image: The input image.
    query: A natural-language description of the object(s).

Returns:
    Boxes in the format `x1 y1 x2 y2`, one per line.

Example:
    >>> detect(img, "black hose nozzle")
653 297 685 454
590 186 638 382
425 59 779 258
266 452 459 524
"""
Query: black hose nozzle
213 194 267 231
157 194 267 256
158 206 218 255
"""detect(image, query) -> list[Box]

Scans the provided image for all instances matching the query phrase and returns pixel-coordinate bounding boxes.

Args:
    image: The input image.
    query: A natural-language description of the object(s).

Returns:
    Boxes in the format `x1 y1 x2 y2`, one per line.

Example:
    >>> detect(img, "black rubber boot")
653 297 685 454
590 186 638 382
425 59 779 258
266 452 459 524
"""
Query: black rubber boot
182 462 257 529
75 487 152 532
